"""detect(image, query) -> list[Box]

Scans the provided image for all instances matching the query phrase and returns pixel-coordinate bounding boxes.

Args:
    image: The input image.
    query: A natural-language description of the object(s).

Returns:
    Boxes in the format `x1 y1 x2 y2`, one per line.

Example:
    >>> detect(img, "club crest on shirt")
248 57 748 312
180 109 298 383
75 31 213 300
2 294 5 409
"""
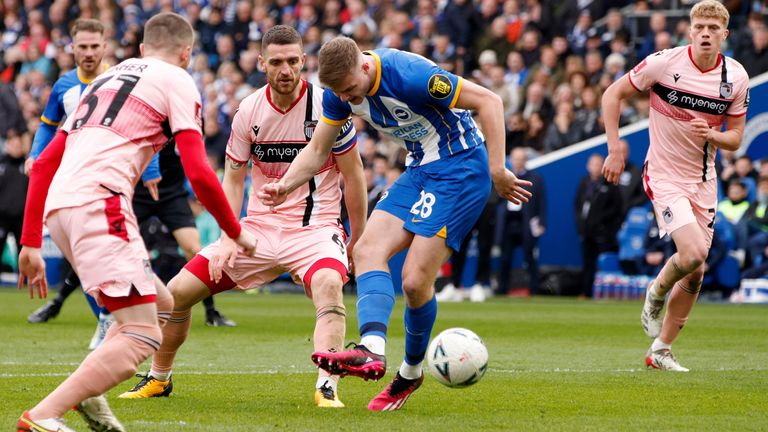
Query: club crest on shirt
720 82 733 99
304 120 317 141
662 207 674 224
428 74 453 99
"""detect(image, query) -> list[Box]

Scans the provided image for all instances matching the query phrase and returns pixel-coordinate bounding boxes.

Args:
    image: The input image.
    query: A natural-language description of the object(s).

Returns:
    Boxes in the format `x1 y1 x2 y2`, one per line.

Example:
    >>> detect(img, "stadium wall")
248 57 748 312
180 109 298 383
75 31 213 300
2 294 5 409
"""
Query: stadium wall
529 71 768 268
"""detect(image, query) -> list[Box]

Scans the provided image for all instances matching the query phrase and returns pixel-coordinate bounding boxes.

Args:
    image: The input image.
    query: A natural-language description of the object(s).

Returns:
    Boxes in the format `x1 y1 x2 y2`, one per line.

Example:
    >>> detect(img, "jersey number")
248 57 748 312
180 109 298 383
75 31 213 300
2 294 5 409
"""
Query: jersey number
72 74 141 130
410 191 436 219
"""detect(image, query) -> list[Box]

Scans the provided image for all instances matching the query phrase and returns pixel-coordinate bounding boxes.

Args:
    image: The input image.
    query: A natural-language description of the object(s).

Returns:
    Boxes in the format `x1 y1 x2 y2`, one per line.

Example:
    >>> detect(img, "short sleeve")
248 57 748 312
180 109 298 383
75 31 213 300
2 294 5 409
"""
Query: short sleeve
398 52 462 110
41 82 64 126
225 106 252 164
628 50 669 92
726 73 750 117
331 119 357 155
165 72 203 135
321 90 352 126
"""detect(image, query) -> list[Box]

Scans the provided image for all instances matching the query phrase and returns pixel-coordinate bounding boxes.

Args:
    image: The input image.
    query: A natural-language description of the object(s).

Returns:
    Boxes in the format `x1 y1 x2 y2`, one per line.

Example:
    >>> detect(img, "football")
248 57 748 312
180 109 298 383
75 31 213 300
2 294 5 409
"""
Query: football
427 328 489 388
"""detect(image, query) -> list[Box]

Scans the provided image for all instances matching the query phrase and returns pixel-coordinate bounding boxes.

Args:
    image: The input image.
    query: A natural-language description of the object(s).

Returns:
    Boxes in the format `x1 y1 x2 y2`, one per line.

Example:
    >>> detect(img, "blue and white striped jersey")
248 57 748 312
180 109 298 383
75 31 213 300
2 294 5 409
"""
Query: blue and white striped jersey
321 48 484 167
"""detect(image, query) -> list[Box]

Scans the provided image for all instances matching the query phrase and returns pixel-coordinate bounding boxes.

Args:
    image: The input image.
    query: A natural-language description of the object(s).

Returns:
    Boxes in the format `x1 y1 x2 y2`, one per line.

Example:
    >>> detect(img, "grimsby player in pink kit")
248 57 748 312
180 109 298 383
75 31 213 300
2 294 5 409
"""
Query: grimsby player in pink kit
118 25 367 408
16 13 256 432
602 0 749 371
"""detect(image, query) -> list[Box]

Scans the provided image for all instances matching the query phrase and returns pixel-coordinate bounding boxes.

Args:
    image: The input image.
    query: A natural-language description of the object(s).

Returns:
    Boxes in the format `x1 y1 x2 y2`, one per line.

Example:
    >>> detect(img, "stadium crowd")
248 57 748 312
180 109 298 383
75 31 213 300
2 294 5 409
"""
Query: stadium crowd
1 0 767 298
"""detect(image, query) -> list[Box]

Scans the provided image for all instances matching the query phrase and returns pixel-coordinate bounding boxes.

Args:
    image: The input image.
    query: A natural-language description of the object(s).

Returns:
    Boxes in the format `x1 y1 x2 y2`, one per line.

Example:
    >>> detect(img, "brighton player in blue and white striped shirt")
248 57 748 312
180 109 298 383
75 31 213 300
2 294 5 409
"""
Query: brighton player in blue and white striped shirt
259 36 533 411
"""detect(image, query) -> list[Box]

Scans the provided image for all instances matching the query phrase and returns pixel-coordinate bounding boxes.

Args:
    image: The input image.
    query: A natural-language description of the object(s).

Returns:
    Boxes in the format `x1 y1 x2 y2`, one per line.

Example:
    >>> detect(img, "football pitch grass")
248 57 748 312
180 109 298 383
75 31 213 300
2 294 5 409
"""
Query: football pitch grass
1 289 767 431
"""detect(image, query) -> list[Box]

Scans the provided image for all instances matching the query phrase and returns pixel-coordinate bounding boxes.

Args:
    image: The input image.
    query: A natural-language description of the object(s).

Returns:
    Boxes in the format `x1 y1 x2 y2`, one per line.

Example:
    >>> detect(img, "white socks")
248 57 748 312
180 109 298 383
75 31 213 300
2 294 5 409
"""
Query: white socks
149 369 171 382
651 338 671 352
398 362 422 380
360 335 386 356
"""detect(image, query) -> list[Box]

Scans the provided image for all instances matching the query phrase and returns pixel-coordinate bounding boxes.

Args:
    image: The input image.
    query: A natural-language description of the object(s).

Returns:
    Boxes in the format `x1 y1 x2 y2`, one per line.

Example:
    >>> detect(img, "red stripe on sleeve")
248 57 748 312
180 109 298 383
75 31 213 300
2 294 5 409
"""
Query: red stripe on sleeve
175 129 242 239
21 131 67 248
627 74 641 93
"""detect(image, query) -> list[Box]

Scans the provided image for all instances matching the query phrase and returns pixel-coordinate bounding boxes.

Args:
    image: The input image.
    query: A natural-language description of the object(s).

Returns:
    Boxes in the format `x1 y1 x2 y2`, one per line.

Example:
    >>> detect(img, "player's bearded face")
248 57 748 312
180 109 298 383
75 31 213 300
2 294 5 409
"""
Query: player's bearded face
72 31 106 74
689 17 728 53
263 44 305 96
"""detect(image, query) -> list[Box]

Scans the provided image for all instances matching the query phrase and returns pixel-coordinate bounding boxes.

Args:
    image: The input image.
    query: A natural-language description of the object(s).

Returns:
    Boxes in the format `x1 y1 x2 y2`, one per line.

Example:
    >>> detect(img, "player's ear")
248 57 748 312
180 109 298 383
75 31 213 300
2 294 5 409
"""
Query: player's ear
139 43 145 57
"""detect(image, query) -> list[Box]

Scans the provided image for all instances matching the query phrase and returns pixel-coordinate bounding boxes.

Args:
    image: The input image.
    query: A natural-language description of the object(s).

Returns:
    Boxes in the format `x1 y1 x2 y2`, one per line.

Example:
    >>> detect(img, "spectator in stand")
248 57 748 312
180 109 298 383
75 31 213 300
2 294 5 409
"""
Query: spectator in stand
719 179 752 253
567 10 593 56
543 101 581 153
584 49 604 86
524 111 547 151
617 139 649 217
740 25 768 78
504 50 528 86
518 28 542 68
498 147 546 296
574 85 603 139
639 11 668 59
745 176 768 268
600 8 629 56
476 16 514 67
0 129 28 270
521 81 554 122
488 65 521 117
575 153 623 298
432 33 458 74
506 112 528 153
639 215 677 277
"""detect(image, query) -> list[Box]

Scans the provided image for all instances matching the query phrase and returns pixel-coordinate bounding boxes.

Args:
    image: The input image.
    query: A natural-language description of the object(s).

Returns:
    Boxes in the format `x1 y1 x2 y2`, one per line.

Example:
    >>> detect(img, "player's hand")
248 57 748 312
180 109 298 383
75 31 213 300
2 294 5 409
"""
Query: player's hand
24 157 35 176
257 181 288 208
601 152 624 185
143 177 162 201
492 169 532 205
208 235 238 284
17 246 48 299
234 228 258 258
690 118 713 141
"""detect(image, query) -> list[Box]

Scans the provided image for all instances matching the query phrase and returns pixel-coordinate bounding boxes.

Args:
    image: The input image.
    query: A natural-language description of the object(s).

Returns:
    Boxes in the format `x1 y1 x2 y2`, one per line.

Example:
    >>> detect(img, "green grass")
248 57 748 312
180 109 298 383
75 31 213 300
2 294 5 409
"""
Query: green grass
1 289 767 431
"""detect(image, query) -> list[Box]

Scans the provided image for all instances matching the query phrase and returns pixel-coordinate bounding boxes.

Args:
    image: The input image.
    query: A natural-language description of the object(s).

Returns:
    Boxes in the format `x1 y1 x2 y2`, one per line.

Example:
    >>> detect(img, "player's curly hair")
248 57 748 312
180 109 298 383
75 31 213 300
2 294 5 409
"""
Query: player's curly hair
318 37 360 89
690 0 729 27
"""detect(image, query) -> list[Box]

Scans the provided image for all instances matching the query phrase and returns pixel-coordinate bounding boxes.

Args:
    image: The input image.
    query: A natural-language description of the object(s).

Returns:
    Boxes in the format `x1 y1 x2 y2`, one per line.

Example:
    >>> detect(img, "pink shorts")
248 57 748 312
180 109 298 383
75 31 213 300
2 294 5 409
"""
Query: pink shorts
643 170 717 248
192 219 349 297
46 195 155 306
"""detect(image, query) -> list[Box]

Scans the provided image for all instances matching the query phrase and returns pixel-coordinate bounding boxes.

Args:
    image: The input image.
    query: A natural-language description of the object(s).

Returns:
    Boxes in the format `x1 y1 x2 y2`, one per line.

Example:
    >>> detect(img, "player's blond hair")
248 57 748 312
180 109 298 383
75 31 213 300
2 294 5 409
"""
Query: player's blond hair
143 12 194 53
318 36 361 88
690 0 730 27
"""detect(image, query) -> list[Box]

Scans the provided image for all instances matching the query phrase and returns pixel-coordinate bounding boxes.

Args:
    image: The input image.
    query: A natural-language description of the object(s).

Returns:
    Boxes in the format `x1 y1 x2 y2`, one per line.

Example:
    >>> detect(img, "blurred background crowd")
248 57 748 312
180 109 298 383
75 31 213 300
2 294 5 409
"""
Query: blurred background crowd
1 0 767 300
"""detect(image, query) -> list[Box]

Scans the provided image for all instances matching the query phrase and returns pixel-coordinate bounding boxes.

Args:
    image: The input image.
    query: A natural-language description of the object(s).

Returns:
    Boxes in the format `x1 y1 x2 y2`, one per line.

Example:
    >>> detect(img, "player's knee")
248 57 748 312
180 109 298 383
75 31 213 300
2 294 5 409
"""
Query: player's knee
169 274 206 311
108 322 163 379
401 273 430 300
311 272 343 299
155 292 174 326
677 247 707 272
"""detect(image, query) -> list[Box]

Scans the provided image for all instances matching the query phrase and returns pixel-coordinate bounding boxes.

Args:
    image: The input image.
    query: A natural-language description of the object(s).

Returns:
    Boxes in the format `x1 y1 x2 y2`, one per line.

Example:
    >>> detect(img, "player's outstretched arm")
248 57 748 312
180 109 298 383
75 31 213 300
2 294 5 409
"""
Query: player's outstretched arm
336 147 367 270
601 75 637 184
258 120 343 206
690 115 745 152
175 130 256 256
454 79 532 204
18 130 68 298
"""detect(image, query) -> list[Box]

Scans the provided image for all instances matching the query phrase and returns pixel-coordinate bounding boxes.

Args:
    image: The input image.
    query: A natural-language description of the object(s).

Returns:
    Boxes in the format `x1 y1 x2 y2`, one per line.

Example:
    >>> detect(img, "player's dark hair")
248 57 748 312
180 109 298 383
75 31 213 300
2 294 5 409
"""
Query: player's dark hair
261 25 302 52
143 12 194 53
71 19 104 37
318 36 360 88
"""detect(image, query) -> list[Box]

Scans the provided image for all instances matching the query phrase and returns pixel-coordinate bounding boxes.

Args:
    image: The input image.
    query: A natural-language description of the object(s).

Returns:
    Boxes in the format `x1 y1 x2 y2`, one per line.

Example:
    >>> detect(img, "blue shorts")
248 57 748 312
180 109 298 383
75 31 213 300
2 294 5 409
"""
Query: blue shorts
374 145 491 251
